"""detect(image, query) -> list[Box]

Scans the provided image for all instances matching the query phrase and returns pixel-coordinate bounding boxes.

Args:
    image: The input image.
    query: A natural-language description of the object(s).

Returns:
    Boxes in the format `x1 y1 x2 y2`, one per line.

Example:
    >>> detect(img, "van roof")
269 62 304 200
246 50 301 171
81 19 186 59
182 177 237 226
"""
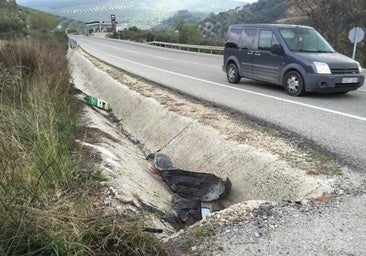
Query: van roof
228 24 314 30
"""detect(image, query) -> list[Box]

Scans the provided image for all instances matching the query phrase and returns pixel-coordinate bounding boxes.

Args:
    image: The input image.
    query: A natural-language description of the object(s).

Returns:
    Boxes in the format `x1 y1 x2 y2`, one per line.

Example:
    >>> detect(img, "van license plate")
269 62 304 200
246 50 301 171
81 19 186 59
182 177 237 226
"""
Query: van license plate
342 77 358 83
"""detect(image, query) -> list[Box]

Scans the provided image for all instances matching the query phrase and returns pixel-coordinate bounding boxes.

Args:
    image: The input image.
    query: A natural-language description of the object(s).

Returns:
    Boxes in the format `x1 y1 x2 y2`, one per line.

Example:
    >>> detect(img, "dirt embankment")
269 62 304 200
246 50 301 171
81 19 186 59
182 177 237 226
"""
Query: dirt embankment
68 47 341 235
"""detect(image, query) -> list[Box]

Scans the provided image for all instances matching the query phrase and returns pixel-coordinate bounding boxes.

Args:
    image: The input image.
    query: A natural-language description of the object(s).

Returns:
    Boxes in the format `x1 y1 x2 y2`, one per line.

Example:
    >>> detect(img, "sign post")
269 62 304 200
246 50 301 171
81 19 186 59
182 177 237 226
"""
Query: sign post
348 27 365 59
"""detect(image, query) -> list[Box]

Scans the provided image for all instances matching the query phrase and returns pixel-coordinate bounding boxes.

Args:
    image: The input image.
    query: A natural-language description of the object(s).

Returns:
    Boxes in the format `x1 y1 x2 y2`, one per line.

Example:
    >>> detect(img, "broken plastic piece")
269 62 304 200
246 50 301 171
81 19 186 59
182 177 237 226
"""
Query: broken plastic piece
153 153 174 171
148 153 231 201
172 194 202 226
147 153 231 226
131 138 140 144
201 208 211 218
84 95 111 111
160 169 231 201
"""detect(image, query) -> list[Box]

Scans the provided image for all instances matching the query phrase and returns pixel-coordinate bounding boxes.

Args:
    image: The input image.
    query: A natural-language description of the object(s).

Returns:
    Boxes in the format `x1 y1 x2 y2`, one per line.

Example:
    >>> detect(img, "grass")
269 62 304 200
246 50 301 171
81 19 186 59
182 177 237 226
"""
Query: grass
182 225 215 253
192 226 214 237
0 36 170 255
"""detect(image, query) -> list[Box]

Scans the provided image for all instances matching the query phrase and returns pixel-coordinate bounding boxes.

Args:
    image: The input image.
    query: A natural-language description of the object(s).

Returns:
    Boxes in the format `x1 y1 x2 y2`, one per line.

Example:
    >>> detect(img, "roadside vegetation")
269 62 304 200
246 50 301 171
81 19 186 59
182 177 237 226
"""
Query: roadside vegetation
108 17 213 46
0 0 170 255
289 0 366 66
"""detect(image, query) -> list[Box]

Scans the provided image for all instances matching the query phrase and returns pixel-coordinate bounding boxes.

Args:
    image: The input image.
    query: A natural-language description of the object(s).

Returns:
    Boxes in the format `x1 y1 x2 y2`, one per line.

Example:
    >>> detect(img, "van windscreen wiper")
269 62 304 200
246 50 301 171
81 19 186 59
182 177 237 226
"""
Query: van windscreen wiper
292 49 334 53
315 50 335 53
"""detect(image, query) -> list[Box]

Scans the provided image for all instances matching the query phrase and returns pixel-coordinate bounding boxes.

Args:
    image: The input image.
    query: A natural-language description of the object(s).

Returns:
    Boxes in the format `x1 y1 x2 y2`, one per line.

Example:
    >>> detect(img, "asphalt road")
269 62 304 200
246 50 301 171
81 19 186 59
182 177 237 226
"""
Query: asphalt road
70 35 366 171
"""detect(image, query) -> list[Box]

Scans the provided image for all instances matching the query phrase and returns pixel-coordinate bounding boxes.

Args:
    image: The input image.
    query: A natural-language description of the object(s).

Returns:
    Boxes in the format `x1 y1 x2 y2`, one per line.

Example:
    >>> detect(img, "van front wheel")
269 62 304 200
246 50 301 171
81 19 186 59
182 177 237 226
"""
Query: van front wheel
226 63 241 84
284 71 305 96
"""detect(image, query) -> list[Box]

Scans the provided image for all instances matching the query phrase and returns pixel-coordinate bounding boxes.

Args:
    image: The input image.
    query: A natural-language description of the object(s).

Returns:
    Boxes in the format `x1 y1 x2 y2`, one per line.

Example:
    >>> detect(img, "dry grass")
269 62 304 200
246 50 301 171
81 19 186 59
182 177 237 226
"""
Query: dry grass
0 38 170 255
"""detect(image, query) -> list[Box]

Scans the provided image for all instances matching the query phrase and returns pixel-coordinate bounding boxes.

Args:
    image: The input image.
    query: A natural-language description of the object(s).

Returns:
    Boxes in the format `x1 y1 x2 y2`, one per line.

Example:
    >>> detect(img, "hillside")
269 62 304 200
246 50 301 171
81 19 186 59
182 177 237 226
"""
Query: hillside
198 0 291 43
17 0 249 29
154 10 208 29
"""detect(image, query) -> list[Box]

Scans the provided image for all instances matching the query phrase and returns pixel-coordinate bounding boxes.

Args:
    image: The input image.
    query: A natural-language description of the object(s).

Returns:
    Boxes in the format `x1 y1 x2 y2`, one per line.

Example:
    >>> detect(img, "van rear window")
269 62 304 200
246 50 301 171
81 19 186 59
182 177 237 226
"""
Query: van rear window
226 28 242 47
226 27 257 49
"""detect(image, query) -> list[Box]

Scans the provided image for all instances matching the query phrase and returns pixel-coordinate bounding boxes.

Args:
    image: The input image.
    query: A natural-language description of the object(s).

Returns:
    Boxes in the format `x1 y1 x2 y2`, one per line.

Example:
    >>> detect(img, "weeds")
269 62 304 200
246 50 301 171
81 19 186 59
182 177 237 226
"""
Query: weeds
192 226 214 238
0 37 169 255
182 225 215 253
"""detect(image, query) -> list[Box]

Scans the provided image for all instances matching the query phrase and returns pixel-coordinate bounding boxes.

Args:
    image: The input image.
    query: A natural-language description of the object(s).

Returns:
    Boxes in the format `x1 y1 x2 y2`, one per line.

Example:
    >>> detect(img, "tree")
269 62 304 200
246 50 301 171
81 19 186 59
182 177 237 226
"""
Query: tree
174 17 204 44
289 0 366 64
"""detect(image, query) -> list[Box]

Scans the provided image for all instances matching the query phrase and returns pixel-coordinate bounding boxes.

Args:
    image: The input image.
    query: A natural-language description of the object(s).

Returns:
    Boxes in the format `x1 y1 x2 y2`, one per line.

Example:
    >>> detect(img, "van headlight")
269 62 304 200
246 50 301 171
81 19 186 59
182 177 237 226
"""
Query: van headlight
313 62 331 74
357 62 362 73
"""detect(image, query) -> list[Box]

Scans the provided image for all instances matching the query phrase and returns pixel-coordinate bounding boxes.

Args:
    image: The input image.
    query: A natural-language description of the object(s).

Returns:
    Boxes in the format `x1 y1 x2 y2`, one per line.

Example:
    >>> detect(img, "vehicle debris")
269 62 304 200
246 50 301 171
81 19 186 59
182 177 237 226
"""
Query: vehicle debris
84 94 112 111
146 152 232 226
131 138 140 144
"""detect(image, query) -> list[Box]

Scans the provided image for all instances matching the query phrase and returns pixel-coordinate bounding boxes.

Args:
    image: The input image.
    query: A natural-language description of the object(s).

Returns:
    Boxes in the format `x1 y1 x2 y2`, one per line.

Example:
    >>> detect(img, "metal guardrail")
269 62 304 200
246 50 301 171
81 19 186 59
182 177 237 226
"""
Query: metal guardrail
146 41 224 54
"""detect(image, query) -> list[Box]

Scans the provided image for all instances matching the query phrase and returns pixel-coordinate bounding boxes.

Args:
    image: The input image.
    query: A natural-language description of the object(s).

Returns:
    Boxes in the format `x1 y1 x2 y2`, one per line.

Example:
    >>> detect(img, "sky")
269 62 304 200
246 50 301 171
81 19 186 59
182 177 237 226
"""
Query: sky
234 0 258 2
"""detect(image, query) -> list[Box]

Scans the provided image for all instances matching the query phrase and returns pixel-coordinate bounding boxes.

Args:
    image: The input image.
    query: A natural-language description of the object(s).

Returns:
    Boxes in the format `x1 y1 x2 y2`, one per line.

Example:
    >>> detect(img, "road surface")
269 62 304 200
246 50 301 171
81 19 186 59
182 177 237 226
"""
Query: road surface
70 35 366 171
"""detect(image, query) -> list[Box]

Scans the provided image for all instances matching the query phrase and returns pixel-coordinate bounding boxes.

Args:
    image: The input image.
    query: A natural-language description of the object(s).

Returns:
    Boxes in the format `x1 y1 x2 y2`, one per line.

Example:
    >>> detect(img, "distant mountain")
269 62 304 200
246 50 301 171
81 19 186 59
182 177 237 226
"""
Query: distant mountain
16 0 249 29
154 10 208 29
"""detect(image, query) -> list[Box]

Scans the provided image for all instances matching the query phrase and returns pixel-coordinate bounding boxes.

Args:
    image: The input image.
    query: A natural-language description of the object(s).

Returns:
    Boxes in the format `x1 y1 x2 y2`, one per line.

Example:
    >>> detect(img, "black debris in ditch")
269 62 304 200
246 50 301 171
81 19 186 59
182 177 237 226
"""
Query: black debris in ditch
146 153 231 227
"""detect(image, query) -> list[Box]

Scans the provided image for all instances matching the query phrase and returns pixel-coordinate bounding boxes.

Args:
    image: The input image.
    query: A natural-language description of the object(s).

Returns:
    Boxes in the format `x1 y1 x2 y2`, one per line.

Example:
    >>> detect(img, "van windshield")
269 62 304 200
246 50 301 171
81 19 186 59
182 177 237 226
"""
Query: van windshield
279 27 335 53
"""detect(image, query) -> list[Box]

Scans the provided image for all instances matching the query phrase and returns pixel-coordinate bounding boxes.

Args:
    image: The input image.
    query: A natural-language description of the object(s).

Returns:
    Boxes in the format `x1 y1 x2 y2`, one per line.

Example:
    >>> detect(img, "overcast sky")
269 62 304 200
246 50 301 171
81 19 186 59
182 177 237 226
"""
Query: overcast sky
234 0 258 2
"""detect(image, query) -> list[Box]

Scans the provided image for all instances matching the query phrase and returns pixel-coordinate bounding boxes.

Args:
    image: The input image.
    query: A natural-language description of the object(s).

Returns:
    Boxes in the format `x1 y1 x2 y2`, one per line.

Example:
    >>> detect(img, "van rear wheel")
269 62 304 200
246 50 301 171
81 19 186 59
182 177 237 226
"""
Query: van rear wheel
226 63 241 84
284 71 305 96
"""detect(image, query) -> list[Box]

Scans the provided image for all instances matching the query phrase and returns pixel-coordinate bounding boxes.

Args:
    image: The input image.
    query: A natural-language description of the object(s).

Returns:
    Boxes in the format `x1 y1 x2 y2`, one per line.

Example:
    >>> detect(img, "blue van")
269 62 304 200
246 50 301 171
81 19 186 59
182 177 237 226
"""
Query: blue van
223 24 365 96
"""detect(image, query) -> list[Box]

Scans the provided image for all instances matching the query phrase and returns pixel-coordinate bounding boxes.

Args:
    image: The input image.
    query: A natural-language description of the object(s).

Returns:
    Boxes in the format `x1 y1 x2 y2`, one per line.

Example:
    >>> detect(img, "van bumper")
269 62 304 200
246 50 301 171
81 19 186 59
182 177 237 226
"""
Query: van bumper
305 73 365 92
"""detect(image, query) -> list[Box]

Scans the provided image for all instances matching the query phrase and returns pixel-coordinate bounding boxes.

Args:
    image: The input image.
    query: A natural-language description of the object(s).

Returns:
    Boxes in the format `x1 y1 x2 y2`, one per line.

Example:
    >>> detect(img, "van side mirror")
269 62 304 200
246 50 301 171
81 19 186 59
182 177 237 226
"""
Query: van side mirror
271 44 283 55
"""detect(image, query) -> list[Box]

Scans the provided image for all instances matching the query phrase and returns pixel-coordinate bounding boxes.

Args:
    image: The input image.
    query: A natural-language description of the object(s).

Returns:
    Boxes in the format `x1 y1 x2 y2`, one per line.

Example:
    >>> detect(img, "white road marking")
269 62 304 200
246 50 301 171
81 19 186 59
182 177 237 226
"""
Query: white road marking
85 45 366 122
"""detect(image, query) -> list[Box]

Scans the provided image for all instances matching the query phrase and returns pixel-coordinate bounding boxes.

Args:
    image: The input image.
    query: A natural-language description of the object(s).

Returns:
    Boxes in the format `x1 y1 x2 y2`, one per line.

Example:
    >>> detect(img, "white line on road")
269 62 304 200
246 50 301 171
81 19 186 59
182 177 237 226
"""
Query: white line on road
86 46 366 122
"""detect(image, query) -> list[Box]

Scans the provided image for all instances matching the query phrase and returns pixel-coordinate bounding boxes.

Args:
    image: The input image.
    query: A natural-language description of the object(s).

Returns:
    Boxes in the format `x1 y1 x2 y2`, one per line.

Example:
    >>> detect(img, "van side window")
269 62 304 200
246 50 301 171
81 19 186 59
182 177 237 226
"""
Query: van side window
239 28 257 49
258 30 279 50
226 27 243 48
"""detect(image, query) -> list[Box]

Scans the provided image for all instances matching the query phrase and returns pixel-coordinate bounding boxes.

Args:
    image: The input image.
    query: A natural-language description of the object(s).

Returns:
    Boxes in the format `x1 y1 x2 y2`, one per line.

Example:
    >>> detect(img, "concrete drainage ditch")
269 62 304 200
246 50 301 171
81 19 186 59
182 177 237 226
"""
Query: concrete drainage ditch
69 49 334 233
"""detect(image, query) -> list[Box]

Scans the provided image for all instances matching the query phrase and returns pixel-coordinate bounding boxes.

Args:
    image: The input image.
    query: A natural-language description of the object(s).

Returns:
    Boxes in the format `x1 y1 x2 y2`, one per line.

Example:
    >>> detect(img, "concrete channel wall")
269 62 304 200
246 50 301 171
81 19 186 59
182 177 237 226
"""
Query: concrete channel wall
69 49 334 207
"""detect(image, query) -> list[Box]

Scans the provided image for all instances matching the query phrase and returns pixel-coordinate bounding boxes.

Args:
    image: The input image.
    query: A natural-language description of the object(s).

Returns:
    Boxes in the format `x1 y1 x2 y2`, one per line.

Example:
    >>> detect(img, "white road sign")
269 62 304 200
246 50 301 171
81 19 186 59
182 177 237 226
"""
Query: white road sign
349 27 364 43
349 27 365 59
